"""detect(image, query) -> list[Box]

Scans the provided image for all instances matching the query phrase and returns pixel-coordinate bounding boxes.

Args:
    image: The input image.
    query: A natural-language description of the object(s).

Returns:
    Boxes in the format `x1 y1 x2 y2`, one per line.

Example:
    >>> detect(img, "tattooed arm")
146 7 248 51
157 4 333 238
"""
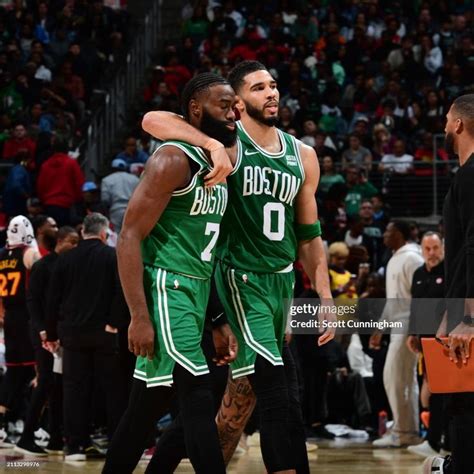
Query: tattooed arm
216 373 256 464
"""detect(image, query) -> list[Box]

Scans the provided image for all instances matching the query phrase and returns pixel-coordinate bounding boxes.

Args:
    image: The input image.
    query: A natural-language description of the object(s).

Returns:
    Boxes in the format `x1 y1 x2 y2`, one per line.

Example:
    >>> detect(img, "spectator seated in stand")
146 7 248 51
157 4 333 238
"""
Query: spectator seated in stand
371 194 390 228
379 139 414 175
318 155 345 198
114 136 149 166
342 133 373 173
2 122 36 170
379 139 413 216
358 199 386 271
344 164 378 218
328 242 358 302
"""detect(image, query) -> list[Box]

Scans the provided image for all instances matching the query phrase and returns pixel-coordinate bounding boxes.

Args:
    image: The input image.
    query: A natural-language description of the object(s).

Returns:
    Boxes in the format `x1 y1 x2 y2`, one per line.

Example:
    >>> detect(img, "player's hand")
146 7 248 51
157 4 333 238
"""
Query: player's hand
406 335 421 354
448 322 474 365
128 317 155 360
318 298 336 346
204 143 233 187
369 330 383 350
212 323 238 365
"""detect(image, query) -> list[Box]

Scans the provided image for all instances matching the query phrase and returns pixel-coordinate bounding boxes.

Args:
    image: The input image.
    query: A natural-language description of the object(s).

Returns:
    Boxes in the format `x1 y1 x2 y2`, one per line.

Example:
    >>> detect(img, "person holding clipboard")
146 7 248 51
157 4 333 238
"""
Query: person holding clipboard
423 94 474 474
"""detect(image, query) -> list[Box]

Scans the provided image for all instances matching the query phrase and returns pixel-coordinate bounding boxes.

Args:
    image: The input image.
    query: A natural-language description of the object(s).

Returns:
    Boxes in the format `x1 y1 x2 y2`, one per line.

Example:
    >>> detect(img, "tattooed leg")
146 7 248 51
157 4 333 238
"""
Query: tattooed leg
216 373 256 464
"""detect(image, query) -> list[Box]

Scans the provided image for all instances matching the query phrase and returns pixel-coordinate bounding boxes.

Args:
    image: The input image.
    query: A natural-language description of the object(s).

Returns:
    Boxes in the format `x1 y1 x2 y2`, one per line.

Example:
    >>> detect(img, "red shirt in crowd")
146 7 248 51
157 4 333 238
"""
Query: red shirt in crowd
3 137 37 168
163 65 192 96
37 153 85 208
229 44 258 62
413 147 449 176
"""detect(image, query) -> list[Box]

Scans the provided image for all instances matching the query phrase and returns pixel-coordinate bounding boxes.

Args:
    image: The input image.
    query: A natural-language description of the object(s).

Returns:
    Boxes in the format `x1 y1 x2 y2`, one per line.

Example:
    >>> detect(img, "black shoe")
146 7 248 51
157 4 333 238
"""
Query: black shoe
311 425 336 439
64 446 86 461
84 444 106 459
45 438 64 455
14 438 48 457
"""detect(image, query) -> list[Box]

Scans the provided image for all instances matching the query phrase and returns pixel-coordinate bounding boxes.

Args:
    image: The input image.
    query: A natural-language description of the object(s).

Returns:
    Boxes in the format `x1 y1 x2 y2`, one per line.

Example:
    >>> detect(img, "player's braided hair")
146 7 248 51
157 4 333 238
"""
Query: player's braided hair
181 73 229 121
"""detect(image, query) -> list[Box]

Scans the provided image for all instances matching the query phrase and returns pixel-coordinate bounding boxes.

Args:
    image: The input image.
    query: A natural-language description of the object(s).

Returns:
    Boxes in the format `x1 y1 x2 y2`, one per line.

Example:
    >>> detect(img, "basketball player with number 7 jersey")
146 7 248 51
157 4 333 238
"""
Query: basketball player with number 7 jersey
0 216 41 447
143 61 336 474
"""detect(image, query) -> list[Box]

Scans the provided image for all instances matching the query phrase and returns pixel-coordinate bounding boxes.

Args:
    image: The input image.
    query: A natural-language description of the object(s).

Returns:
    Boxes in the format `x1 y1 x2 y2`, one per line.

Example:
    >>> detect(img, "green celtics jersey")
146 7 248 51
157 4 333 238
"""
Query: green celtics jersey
217 122 305 273
142 141 227 279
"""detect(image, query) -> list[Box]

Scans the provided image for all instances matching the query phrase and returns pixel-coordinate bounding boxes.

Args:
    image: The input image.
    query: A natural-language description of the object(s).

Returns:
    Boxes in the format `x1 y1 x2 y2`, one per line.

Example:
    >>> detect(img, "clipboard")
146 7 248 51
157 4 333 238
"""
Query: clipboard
421 337 474 393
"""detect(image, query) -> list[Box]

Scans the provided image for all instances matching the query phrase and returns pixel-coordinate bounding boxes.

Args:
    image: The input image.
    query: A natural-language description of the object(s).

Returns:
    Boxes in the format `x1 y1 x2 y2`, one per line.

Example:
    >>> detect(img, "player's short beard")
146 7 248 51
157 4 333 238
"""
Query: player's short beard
200 110 237 147
43 233 57 251
445 131 456 158
245 101 279 127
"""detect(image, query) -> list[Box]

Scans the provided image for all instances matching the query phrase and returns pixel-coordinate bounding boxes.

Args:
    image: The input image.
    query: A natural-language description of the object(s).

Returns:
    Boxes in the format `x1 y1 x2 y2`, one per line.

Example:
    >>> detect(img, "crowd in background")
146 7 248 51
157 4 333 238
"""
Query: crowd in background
0 0 130 226
0 0 471 464
135 0 472 218
2 0 473 240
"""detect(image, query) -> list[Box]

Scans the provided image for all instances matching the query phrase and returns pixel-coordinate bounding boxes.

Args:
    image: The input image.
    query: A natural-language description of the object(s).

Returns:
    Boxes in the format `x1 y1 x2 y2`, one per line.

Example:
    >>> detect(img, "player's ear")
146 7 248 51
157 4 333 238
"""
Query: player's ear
454 118 463 134
234 96 244 114
189 98 201 118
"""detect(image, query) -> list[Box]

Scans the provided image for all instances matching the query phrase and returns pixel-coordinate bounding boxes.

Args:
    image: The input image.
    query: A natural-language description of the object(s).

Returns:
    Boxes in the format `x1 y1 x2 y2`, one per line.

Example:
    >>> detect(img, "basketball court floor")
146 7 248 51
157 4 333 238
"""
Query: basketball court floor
1 440 426 473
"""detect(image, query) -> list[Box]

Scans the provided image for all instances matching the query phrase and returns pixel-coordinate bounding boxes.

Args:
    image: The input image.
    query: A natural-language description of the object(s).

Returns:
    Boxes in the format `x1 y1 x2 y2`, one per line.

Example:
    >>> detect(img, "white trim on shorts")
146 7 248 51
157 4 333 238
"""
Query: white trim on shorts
227 268 283 367
157 268 209 377
276 263 293 273
231 364 256 378
133 371 174 385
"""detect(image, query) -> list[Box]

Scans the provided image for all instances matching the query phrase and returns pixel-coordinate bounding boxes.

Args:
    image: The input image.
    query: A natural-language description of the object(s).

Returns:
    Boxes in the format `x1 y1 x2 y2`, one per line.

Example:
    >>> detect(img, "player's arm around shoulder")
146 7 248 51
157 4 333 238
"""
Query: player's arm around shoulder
295 142 335 345
142 111 234 186
118 145 191 359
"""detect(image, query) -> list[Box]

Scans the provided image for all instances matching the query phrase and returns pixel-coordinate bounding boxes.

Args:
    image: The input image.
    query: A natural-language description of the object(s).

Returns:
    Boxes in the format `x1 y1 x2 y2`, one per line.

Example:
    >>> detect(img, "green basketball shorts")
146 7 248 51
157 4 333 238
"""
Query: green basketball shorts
134 266 210 387
214 260 294 378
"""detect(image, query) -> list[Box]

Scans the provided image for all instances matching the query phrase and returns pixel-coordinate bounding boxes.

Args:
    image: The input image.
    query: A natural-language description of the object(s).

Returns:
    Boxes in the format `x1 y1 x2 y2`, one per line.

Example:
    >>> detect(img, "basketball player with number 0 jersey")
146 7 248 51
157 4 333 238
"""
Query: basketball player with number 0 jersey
143 61 335 474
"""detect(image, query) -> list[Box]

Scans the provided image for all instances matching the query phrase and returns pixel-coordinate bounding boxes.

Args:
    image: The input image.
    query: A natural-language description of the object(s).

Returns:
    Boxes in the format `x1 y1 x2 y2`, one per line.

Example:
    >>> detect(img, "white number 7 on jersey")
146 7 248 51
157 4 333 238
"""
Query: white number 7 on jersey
201 222 220 262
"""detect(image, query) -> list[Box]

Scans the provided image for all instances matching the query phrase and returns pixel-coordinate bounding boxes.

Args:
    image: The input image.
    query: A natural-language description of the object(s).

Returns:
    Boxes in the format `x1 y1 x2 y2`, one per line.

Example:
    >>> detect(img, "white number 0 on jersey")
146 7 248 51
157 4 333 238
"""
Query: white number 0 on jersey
263 202 285 241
